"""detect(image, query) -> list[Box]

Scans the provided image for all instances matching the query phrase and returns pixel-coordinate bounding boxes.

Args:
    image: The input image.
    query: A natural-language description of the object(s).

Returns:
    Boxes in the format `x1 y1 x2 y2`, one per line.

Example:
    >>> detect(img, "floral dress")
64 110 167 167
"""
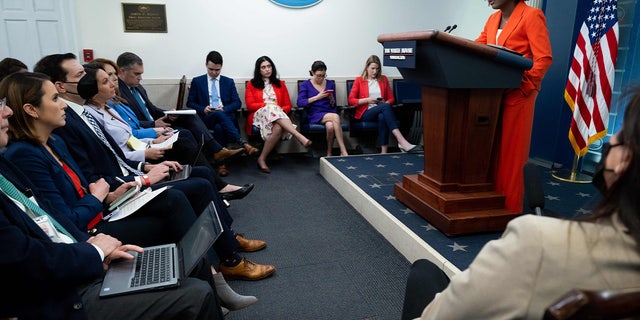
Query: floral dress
252 81 295 140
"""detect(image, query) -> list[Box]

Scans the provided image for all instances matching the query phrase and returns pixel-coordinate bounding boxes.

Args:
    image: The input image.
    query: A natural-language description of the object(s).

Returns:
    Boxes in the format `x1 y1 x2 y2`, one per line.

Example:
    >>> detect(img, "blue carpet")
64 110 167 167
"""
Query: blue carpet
324 153 601 271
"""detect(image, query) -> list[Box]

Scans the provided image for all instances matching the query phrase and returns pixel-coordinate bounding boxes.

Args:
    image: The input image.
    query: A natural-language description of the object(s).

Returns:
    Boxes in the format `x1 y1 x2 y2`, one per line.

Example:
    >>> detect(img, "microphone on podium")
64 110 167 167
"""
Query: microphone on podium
443 25 452 33
448 24 457 33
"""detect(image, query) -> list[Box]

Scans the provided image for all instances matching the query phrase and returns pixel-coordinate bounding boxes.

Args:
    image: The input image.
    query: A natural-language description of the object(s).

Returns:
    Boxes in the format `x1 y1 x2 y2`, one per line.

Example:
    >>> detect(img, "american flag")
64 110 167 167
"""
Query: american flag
564 0 618 156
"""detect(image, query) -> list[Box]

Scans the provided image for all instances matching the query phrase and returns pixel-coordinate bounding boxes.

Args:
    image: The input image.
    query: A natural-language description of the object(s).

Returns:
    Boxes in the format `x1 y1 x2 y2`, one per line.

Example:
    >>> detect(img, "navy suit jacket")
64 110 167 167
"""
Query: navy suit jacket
53 108 141 189
187 74 241 122
118 78 166 128
4 136 104 229
0 157 99 320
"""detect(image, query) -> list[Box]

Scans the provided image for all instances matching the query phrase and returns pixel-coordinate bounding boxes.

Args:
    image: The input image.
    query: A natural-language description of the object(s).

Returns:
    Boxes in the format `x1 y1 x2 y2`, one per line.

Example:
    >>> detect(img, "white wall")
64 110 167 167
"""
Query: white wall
73 0 495 80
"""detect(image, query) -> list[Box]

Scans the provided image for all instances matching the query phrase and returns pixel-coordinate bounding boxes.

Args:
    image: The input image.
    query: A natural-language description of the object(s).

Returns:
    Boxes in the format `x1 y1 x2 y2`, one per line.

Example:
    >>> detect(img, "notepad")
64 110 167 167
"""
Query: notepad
104 186 169 222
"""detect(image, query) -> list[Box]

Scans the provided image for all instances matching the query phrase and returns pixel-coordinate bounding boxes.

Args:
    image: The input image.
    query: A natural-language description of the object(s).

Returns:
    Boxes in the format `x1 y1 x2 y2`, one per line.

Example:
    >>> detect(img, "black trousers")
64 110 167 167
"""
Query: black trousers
81 275 223 320
401 259 451 320
153 167 239 260
94 188 195 247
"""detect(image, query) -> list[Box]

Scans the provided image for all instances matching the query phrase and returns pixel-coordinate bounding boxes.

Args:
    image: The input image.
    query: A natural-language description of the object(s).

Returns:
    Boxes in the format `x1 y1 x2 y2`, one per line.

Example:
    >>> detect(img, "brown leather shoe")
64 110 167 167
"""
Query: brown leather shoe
217 164 229 177
243 143 259 156
235 233 266 252
219 258 275 281
214 147 244 161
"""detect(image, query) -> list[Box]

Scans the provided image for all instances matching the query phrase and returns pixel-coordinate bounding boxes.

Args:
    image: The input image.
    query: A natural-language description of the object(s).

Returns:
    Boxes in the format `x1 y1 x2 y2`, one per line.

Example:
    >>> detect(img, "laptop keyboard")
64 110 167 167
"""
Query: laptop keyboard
169 165 191 181
130 246 172 287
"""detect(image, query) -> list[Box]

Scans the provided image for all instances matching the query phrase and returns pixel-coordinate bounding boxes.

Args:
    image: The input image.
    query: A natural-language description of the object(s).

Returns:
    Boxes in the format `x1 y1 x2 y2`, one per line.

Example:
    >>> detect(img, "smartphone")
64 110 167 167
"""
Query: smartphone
376 97 383 101
324 89 334 94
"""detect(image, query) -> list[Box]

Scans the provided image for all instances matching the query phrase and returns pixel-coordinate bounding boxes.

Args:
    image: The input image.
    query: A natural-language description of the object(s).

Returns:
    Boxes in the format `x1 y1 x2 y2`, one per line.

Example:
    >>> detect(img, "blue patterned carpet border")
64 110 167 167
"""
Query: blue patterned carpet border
324 153 601 270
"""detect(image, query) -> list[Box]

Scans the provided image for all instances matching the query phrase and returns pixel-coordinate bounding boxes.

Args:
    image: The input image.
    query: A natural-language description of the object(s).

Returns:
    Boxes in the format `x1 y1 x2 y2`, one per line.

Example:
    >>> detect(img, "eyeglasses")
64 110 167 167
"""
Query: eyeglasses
602 142 623 159
63 81 79 85
314 74 327 79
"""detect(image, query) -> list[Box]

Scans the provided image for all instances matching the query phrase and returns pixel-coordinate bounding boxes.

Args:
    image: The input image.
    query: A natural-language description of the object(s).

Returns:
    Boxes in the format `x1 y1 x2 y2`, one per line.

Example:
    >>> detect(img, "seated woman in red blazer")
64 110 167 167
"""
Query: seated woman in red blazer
245 56 312 173
348 55 422 154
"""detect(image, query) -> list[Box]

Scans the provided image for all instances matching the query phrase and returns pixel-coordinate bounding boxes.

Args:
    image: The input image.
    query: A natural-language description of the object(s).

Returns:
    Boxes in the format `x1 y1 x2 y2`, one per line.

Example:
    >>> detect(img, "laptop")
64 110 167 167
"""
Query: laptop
99 201 224 298
167 133 204 181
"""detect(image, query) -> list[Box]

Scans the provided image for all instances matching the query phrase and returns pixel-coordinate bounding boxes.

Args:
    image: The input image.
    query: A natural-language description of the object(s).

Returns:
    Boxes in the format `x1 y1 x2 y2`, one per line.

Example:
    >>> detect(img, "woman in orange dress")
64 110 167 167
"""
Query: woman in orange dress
475 0 552 213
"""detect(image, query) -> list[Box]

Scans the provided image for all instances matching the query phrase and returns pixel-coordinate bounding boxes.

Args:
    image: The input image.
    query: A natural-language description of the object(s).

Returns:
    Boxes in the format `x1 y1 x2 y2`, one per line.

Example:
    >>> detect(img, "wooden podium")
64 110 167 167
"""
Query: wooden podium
379 30 533 235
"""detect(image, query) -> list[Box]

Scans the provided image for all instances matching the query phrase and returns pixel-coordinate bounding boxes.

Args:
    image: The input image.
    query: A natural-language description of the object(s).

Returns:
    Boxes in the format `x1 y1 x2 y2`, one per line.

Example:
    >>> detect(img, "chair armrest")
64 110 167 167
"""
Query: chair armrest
544 288 640 320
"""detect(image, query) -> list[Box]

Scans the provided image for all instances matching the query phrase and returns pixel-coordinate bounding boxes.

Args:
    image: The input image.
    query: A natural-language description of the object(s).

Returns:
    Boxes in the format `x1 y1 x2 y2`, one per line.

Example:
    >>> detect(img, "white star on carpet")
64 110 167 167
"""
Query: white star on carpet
357 174 368 178
391 155 401 159
369 183 382 188
376 164 386 168
346 166 357 170
337 159 347 162
388 172 399 176
547 181 560 186
365 157 374 160
545 195 560 201
576 192 591 198
448 242 468 252
576 208 592 215
401 208 414 214
403 162 414 166
385 194 396 200
421 224 437 231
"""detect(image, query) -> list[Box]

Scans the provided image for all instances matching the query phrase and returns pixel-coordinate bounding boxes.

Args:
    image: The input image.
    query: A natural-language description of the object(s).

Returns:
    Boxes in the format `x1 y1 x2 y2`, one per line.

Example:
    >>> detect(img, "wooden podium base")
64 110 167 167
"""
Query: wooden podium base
394 174 520 235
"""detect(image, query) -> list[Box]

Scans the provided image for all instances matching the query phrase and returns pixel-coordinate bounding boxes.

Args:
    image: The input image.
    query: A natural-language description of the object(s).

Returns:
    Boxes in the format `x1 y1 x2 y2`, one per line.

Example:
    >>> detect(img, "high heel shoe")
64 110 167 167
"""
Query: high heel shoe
398 144 424 154
302 139 313 148
256 162 271 174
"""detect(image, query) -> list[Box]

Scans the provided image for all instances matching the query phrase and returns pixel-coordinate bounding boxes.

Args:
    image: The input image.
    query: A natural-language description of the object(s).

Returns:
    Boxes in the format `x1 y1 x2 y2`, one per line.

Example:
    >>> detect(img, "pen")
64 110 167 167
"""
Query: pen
115 177 126 184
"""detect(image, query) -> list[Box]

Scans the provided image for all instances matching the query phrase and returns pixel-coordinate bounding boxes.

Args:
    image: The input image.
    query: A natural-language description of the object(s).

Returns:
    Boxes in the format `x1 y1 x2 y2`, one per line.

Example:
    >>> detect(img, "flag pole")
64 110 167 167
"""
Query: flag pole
552 154 592 184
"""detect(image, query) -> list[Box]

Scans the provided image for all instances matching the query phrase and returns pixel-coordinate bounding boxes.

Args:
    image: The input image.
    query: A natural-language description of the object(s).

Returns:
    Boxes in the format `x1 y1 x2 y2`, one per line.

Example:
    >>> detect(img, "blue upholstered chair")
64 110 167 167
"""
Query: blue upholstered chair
345 79 379 136
392 78 423 145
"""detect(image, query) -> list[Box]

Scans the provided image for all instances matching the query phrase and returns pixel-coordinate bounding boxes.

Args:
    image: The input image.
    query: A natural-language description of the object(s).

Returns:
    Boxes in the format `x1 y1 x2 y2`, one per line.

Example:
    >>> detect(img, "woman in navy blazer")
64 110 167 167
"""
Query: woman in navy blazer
3 72 269 306
3 72 196 246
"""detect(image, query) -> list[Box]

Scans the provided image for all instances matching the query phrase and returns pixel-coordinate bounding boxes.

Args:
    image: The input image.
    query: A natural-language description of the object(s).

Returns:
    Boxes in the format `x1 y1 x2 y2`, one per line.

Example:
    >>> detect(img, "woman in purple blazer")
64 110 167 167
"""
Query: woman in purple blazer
297 61 348 156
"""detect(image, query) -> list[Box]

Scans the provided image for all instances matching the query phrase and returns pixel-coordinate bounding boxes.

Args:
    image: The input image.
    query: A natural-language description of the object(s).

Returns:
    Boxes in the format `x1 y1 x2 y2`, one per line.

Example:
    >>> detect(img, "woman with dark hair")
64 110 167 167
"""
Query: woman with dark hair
348 55 421 154
245 56 311 173
400 85 640 319
475 0 552 213
0 57 27 81
297 60 348 157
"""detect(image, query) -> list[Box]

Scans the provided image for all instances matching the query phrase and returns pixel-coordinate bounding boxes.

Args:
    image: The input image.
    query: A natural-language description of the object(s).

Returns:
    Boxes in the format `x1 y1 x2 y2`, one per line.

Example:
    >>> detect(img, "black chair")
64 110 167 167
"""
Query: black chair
522 162 560 217
543 288 640 320
523 162 546 216
176 75 187 109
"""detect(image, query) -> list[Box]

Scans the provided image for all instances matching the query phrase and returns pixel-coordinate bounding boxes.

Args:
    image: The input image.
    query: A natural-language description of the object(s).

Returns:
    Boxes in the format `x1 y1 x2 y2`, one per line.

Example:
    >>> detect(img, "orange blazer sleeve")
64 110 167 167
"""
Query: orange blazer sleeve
476 2 552 95
244 82 265 113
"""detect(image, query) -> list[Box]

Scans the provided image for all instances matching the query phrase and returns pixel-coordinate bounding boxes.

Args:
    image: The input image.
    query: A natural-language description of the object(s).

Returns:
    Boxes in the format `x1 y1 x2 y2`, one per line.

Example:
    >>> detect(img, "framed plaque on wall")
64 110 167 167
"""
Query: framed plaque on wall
122 3 168 33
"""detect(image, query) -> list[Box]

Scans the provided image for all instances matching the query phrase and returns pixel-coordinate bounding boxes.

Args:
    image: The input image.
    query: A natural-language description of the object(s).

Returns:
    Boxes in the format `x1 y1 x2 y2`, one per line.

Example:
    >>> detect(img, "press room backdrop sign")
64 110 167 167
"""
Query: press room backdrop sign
269 0 322 8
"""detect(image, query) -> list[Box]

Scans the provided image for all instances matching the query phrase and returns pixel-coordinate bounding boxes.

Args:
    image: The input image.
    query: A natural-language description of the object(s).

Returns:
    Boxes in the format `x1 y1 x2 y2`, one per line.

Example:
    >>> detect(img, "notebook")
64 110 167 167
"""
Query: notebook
167 133 204 182
99 201 224 298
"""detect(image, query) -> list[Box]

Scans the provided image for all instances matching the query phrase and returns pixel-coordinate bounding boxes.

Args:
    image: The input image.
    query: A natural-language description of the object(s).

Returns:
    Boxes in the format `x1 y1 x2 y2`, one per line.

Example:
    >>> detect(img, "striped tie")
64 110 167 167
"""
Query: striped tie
82 110 144 176
0 173 77 242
